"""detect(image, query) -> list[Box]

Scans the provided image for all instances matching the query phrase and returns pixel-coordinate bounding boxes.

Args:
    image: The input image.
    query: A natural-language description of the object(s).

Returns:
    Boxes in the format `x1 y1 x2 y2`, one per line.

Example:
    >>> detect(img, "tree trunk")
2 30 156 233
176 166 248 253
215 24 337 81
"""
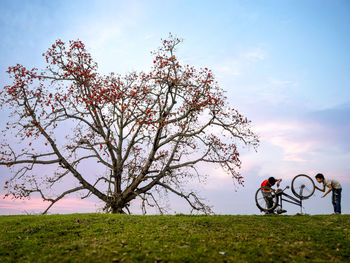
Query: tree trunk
111 206 125 214
110 200 126 214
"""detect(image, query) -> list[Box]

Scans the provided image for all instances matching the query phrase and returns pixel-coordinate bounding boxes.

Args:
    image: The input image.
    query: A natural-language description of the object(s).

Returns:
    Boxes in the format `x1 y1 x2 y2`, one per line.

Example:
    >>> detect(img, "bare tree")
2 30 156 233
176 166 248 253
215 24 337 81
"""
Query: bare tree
0 35 258 214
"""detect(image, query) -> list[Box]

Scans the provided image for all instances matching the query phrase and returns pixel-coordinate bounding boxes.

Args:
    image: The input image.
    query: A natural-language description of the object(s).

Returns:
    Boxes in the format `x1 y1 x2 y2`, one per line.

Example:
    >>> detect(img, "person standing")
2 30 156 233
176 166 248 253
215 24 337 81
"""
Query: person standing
315 173 342 214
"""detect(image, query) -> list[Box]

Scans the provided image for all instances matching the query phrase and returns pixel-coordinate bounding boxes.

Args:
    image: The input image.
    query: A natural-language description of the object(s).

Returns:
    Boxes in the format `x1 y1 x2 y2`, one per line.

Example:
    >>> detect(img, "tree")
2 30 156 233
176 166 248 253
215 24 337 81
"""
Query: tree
0 35 258 214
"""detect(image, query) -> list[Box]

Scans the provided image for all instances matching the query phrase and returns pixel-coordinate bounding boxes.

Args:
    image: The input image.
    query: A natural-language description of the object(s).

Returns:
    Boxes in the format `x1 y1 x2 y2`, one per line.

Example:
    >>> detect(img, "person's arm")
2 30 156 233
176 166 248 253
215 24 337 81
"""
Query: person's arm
276 179 282 188
321 185 332 198
315 184 326 192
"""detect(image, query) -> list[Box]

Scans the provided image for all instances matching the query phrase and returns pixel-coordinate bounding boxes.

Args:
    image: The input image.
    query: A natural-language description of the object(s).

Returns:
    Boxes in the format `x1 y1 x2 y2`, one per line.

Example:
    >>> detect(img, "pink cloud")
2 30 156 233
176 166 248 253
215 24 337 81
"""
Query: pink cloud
255 121 322 162
0 195 97 214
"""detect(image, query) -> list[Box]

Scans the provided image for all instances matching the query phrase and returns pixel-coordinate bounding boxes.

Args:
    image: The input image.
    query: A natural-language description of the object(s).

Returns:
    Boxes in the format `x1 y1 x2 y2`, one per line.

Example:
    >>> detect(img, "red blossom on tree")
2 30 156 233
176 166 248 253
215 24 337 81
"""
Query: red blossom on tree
0 34 258 214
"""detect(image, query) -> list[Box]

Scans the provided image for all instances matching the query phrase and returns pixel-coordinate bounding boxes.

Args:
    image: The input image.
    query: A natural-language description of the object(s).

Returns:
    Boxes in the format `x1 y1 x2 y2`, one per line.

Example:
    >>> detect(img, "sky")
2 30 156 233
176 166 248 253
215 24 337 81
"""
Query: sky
0 0 349 215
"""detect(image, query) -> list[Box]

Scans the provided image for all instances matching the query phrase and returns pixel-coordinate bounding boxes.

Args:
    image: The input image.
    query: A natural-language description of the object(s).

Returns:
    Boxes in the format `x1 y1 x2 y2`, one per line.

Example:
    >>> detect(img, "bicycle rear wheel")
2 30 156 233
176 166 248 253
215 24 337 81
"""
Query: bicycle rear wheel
291 174 315 199
255 187 278 212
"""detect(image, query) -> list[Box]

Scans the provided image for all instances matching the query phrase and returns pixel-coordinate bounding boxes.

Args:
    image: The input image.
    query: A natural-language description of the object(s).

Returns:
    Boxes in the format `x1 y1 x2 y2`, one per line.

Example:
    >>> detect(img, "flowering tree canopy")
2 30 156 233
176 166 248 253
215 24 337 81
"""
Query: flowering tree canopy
0 35 258 214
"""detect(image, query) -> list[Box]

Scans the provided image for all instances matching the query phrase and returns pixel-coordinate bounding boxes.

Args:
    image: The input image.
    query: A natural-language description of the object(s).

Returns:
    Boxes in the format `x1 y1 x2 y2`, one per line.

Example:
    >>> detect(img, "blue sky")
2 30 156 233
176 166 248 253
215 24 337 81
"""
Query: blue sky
0 0 349 215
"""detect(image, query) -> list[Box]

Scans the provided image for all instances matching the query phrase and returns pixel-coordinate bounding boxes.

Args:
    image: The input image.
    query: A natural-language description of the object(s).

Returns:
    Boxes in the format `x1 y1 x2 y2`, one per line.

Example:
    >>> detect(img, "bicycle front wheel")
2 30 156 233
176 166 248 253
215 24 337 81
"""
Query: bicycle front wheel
255 187 278 212
291 174 315 199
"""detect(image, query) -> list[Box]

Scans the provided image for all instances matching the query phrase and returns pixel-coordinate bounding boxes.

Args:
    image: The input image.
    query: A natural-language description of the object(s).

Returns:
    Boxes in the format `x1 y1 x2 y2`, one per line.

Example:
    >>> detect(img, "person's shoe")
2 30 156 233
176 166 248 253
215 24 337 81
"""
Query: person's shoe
276 209 287 214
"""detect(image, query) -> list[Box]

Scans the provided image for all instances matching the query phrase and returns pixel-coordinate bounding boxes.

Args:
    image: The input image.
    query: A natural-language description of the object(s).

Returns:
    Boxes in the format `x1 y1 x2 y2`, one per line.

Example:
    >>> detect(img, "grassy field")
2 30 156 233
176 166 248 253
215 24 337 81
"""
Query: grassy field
0 214 349 262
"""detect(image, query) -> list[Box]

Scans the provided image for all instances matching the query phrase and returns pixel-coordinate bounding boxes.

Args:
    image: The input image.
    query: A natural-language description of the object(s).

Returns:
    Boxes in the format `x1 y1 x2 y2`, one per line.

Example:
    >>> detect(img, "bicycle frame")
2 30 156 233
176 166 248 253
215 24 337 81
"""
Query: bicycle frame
276 186 304 214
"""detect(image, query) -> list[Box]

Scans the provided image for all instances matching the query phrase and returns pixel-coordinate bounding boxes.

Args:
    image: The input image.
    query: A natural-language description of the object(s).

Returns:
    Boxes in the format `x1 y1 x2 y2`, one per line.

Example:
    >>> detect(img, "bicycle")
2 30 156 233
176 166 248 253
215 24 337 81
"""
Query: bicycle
255 174 315 214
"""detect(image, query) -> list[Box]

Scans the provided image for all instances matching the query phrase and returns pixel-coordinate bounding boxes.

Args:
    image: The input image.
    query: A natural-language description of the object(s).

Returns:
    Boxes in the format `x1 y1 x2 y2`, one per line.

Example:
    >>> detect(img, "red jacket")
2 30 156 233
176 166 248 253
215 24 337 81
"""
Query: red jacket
261 179 271 188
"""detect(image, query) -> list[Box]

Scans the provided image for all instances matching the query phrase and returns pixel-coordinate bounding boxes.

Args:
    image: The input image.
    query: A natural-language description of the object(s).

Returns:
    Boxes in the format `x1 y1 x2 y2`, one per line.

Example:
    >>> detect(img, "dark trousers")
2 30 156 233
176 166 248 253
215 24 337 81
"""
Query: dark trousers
332 189 342 214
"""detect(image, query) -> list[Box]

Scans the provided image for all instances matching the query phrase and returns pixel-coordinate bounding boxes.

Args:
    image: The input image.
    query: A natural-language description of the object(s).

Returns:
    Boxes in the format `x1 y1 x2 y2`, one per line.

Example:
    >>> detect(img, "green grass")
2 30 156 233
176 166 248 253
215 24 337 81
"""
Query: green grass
0 214 349 262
